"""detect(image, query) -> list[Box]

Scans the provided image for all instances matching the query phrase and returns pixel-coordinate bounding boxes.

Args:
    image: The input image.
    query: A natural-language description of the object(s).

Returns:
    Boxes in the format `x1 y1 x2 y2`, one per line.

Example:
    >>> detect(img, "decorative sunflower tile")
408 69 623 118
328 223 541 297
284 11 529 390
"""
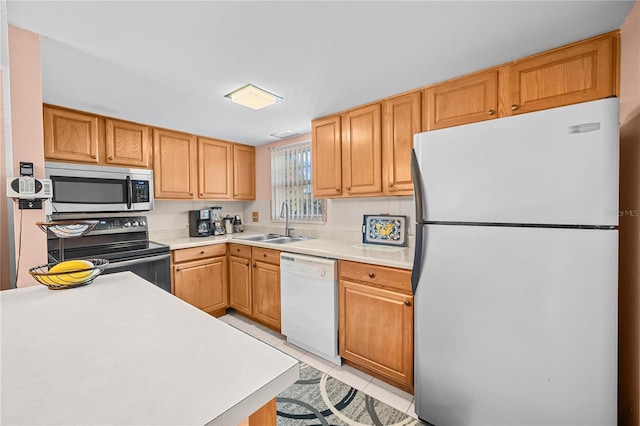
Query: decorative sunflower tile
362 215 407 246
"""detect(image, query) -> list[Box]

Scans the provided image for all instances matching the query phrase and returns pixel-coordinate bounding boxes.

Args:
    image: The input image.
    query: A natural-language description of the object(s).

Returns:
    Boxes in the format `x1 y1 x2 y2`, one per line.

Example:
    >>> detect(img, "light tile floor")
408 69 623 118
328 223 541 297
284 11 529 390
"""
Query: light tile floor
218 311 420 421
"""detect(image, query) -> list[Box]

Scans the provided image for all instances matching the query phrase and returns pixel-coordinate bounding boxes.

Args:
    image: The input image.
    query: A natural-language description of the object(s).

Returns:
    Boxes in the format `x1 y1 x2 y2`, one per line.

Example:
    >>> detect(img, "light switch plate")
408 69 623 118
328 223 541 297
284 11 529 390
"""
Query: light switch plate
252 212 259 222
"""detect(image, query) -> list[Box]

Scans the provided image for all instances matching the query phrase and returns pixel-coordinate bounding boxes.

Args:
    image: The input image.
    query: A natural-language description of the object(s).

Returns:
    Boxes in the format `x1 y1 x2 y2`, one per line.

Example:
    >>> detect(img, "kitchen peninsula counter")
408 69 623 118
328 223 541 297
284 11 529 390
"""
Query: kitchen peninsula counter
0 272 299 425
156 234 413 270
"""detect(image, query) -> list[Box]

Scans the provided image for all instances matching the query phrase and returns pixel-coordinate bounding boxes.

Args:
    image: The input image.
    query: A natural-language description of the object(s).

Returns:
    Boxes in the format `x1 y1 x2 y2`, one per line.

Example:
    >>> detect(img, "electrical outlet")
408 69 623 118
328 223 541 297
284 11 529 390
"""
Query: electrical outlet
18 199 42 209
252 212 259 222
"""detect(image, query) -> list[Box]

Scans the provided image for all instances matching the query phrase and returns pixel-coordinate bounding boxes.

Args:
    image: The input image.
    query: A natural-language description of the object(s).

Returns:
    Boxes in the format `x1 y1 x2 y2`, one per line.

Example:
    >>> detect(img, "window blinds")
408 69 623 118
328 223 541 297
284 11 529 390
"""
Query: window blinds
270 141 324 221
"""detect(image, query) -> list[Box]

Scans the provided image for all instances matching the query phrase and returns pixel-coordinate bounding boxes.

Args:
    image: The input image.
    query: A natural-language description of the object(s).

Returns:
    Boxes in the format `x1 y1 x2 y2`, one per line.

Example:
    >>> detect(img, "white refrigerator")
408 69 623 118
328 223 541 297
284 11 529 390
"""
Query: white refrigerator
411 98 619 426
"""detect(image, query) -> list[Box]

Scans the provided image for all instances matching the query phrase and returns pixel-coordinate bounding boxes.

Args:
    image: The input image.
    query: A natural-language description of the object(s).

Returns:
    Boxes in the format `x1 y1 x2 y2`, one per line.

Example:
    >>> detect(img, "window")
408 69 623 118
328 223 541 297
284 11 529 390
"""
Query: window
270 141 325 222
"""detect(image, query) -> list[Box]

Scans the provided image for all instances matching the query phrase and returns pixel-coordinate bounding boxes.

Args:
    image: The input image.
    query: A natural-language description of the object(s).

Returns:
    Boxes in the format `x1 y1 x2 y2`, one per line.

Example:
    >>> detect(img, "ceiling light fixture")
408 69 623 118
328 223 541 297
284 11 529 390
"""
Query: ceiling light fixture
224 84 282 110
270 130 300 139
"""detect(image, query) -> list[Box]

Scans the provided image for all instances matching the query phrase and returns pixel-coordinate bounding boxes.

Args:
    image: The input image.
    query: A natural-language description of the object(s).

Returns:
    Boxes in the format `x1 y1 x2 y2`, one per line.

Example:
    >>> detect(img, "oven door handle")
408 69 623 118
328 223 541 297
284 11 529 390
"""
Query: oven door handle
104 253 171 269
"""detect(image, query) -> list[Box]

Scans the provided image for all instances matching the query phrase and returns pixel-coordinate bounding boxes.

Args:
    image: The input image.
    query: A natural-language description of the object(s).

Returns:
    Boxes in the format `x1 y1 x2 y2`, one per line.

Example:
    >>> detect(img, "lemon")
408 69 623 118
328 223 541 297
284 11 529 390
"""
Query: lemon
46 260 95 285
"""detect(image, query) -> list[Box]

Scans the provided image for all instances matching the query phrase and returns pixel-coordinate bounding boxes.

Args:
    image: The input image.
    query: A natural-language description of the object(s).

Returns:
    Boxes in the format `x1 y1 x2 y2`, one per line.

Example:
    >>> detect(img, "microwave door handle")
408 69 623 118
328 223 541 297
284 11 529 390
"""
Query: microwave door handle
126 176 133 209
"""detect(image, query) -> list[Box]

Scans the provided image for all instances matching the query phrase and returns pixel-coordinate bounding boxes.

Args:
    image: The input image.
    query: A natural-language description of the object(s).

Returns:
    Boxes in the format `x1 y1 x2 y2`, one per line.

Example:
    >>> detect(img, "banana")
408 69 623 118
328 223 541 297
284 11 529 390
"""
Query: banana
43 260 96 285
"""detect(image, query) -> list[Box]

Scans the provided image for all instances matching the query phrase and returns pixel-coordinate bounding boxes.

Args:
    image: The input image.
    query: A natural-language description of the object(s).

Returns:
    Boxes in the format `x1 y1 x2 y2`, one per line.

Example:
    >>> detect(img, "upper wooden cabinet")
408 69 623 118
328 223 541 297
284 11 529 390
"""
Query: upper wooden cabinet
312 100 417 198
233 144 256 200
153 128 197 199
312 115 342 197
105 118 151 168
198 137 233 199
342 103 382 196
42 105 255 201
423 70 499 131
43 106 100 164
383 92 421 195
313 31 619 175
44 106 151 168
506 34 618 115
421 32 619 130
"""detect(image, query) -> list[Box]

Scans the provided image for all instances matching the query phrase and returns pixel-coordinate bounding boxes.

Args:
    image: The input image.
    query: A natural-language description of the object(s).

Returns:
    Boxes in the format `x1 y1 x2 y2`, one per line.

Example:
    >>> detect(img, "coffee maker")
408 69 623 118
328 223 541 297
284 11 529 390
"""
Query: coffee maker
188 209 212 237
210 206 226 236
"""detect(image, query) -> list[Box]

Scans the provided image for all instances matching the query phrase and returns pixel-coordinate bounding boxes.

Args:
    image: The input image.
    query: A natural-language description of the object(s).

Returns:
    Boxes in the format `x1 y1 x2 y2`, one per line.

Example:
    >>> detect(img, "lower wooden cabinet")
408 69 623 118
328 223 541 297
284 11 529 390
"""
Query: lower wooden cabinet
339 260 414 393
228 244 281 332
172 244 228 316
251 247 281 331
252 257 281 331
228 244 253 316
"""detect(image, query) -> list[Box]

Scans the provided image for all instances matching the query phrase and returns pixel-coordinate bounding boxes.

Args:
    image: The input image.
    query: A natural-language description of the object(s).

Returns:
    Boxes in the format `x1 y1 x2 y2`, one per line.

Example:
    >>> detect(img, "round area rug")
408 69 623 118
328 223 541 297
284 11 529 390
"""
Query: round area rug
277 363 421 426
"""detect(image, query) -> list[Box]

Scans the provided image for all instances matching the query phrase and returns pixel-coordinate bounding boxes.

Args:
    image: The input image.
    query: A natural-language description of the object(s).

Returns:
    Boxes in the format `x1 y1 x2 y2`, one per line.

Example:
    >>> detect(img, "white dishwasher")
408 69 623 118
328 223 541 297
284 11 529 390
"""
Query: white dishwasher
280 252 341 365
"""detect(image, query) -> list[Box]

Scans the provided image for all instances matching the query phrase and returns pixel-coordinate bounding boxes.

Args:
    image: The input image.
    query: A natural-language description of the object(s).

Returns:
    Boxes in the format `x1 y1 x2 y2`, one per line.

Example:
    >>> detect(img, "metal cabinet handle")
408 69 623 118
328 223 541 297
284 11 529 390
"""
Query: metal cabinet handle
388 182 394 188
108 156 114 160
511 104 519 111
335 187 340 192
368 272 375 278
404 300 412 307
346 186 351 191
487 109 496 115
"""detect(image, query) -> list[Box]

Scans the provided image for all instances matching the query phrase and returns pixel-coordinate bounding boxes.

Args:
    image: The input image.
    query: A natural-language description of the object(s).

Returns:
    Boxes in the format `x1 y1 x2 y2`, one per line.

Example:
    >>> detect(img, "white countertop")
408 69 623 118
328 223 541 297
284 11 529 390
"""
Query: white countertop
158 234 414 270
0 272 299 426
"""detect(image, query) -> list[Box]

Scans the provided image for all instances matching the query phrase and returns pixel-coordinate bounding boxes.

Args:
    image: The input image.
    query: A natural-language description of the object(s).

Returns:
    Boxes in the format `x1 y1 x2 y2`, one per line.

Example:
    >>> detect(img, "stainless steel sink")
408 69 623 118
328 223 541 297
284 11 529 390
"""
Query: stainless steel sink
233 234 314 244
263 236 308 244
233 233 283 242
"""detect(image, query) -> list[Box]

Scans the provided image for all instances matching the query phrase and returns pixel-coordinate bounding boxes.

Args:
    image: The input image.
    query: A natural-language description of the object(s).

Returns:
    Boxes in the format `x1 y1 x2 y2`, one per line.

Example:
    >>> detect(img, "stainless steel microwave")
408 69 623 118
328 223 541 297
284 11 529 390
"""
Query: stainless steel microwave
45 162 154 213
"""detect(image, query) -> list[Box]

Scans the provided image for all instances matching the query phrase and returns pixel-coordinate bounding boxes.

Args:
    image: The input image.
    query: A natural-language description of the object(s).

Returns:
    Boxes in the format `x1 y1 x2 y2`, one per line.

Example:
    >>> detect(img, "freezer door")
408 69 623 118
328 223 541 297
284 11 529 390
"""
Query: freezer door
413 98 619 226
414 224 617 426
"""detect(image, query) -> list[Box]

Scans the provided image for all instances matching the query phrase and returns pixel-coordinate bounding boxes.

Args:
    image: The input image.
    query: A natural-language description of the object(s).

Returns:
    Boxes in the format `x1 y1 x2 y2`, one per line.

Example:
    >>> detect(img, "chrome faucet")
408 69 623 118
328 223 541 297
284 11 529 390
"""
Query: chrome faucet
280 201 294 237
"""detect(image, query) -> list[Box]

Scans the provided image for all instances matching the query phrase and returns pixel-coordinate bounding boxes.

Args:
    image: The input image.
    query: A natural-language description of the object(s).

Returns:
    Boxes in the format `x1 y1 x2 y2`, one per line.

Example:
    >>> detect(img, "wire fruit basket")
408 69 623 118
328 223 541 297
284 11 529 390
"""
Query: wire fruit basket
36 220 99 238
31 220 108 289
29 259 109 290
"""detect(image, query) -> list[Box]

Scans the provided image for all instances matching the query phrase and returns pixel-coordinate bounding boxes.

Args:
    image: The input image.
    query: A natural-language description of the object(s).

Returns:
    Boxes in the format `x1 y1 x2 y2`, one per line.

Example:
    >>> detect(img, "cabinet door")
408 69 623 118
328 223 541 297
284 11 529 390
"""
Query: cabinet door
507 35 617 115
339 279 413 387
229 255 252 316
233 144 256 200
153 128 197 199
342 104 382 195
43 106 100 163
174 257 228 314
198 137 233 199
105 118 151 168
383 92 420 195
312 115 342 197
252 261 280 331
424 70 498 131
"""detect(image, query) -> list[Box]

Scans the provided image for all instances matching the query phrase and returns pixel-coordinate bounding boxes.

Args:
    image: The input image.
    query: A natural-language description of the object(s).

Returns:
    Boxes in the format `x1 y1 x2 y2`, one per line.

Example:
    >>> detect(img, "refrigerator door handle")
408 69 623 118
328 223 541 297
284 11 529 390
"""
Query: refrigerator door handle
411 149 425 295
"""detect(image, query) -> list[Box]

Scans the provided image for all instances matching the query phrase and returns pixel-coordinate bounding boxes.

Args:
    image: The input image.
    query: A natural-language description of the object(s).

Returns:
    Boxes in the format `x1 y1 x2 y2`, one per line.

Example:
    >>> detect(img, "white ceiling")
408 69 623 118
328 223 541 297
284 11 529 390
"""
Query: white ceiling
6 1 635 146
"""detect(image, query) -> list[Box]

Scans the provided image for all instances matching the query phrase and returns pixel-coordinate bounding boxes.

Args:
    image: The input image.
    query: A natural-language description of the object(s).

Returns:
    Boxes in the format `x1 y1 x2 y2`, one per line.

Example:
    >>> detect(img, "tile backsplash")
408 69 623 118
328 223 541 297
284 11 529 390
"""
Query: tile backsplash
147 197 415 246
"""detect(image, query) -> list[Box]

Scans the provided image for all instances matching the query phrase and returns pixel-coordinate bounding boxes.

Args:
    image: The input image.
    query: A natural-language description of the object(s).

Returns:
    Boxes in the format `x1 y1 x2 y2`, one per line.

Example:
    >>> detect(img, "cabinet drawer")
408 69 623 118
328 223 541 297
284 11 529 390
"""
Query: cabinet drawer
252 247 280 265
228 243 252 259
173 244 226 263
339 260 411 293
